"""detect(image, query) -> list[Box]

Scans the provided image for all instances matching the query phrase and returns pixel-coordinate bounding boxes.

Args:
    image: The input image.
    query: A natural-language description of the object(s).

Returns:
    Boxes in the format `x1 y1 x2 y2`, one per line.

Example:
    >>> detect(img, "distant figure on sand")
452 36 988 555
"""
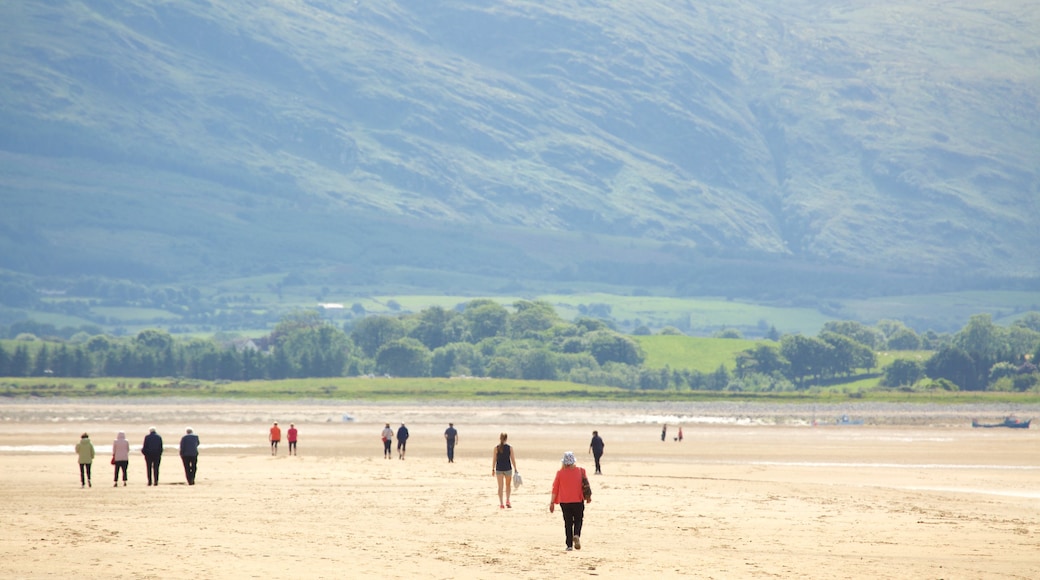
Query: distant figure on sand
444 422 458 463
588 430 605 474
396 423 410 459
142 427 163 486
492 433 518 509
549 451 591 551
381 423 393 459
677 426 683 442
269 422 281 455
76 433 95 488
180 427 200 485
287 424 298 456
661 425 667 442
112 431 130 487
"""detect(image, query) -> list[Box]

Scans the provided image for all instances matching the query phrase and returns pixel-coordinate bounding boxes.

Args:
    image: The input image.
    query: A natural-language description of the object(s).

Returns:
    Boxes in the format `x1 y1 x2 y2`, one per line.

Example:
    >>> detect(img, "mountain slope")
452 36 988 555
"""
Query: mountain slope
0 0 1037 293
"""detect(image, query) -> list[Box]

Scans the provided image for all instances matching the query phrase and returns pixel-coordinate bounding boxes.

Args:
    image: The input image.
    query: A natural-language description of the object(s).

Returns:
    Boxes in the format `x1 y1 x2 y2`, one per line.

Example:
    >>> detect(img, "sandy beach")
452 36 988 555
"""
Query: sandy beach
1 400 1037 579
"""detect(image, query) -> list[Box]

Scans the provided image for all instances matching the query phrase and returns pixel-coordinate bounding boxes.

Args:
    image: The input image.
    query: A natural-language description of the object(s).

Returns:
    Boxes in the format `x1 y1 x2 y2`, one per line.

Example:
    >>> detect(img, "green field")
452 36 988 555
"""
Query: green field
633 335 760 372
2 376 1037 405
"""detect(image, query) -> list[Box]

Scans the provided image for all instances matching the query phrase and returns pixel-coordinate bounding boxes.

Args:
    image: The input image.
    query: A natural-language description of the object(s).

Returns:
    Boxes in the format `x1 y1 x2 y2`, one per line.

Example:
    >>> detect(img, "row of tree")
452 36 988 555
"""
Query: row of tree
1 302 1039 392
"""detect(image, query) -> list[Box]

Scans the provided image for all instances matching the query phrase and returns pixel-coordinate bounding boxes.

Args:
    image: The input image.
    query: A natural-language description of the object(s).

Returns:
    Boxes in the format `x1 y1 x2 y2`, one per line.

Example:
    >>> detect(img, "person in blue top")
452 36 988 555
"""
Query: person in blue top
396 423 410 460
444 423 459 463
588 430 605 475
179 427 200 485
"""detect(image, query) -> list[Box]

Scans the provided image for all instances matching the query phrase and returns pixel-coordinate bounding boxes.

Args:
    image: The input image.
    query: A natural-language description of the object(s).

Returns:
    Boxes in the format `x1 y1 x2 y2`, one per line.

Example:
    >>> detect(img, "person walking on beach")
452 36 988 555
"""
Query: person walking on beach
396 423 410 460
287 423 298 456
661 424 667 442
76 433 94 488
492 433 517 509
180 427 200 485
588 430 605 475
269 422 281 456
142 427 163 486
444 422 458 463
381 423 393 459
549 451 591 551
677 426 683 443
112 431 130 487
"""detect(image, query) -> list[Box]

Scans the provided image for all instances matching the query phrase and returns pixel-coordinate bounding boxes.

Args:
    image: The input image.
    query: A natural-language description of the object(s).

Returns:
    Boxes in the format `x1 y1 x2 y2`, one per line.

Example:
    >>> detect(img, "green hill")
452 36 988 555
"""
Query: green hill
1 0 1037 308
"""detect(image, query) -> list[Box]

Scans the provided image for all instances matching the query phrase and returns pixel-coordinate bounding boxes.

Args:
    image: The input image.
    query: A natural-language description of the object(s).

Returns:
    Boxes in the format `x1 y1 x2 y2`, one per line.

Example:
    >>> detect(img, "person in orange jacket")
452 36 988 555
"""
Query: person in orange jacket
269 422 281 456
549 451 591 551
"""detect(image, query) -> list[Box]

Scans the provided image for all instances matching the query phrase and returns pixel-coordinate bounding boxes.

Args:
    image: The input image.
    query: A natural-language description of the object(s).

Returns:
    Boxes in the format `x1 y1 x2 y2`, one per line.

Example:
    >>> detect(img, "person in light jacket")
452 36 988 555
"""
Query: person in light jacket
112 431 131 487
381 423 393 459
76 433 95 488
142 427 163 486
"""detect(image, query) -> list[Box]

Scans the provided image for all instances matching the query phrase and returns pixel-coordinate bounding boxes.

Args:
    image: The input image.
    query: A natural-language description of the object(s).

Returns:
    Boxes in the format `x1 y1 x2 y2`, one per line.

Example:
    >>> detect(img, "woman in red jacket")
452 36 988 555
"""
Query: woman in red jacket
548 451 591 551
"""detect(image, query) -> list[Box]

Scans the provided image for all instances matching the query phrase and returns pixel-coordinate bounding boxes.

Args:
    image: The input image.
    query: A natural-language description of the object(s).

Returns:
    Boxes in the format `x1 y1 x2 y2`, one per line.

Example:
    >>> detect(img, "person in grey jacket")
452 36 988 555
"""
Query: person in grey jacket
179 427 200 485
142 427 163 486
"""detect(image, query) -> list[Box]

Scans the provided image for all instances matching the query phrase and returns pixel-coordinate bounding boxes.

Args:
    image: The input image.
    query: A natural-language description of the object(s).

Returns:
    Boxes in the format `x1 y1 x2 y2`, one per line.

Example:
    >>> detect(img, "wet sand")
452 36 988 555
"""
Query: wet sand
1 401 1037 579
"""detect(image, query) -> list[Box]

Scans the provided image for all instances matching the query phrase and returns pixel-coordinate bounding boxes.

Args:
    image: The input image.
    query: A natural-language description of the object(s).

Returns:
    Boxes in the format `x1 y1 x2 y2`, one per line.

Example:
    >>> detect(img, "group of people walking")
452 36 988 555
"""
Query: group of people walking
491 430 599 551
268 422 298 456
74 427 200 487
74 420 605 552
381 423 411 459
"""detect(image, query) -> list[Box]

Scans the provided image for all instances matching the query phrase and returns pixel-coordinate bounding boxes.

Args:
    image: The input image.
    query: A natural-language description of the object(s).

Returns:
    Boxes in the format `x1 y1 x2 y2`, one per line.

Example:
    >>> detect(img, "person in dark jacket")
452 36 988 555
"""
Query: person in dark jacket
179 427 200 485
396 423 410 460
142 427 163 486
588 431 605 475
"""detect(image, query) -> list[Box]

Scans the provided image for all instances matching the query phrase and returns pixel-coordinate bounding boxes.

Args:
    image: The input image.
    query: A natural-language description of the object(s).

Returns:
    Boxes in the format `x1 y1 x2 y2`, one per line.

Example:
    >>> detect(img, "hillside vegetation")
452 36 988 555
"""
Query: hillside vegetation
1 0 1038 303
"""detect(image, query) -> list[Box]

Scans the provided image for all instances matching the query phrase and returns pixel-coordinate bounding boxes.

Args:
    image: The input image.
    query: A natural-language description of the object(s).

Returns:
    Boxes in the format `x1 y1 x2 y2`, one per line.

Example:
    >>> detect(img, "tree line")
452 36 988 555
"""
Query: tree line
1 301 1038 393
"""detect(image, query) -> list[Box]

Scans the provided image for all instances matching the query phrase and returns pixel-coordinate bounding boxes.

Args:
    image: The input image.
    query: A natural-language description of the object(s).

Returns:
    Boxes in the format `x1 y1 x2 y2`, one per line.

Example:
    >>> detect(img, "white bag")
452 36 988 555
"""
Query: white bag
512 471 523 487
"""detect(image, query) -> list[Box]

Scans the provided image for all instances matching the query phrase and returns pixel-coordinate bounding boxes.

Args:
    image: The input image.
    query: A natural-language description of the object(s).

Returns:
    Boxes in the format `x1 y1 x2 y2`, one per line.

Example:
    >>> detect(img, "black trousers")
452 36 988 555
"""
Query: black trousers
145 454 161 484
593 452 603 473
113 460 128 482
181 455 198 484
560 502 585 548
446 443 455 462
79 463 92 484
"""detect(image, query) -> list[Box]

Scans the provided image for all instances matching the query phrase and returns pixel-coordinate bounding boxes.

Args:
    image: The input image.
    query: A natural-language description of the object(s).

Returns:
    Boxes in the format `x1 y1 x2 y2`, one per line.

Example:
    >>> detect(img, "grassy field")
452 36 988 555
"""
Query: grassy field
633 335 760 372
1 376 1037 405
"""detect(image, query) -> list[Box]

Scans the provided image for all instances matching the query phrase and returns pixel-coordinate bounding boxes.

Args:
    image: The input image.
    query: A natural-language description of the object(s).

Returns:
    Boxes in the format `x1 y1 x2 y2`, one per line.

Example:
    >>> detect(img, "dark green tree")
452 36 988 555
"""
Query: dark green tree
351 316 406 358
822 321 884 349
925 346 978 390
735 343 789 378
886 328 922 350
780 335 832 387
31 344 51 376
587 330 644 366
881 359 924 387
518 348 558 380
375 338 431 377
509 300 560 339
463 300 509 342
10 344 31 376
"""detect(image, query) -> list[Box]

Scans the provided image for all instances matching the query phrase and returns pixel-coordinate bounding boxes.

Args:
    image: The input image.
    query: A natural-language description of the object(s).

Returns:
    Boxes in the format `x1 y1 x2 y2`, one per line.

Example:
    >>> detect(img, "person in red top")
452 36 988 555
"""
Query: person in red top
269 422 281 456
287 424 298 456
549 451 591 551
